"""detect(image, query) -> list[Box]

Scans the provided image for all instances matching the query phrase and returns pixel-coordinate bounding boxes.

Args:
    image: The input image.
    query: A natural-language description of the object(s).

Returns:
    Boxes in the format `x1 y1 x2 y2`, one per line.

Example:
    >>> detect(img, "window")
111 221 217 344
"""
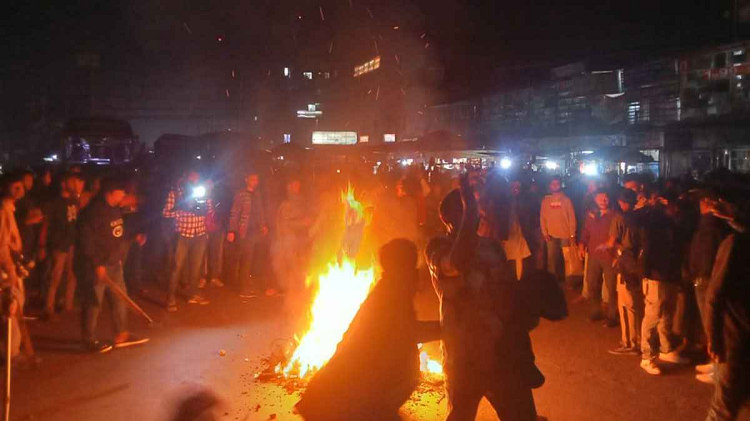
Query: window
324 72 330 79
354 57 381 77
732 50 747 65
303 72 313 80
384 134 396 143
628 101 650 124
714 53 727 69
283 134 291 144
284 67 290 77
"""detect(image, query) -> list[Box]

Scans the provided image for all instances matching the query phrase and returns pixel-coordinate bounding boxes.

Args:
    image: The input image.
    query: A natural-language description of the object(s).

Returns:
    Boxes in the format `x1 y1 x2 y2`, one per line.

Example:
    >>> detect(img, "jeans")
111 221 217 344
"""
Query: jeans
82 262 128 343
640 278 678 360
705 360 750 421
545 238 569 284
46 246 77 314
586 256 618 321
169 235 208 301
226 235 259 293
617 275 643 349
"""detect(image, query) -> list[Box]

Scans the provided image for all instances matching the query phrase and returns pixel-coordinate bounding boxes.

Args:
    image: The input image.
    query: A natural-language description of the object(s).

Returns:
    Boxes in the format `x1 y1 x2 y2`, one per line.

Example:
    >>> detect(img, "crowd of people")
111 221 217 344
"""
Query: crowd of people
0 159 748 421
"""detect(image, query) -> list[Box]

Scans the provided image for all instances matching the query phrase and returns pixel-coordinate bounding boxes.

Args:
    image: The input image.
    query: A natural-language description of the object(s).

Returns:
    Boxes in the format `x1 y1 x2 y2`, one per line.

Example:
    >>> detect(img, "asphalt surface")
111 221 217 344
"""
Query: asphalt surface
9 280 750 421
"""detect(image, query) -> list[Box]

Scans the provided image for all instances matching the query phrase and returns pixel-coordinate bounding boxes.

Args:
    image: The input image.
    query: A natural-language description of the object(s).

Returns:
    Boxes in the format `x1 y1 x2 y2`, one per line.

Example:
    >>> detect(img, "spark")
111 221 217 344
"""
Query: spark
231 70 236 78
425 42 430 49
329 41 333 54
393 26 399 30
366 7 374 18
217 36 223 42
418 111 424 115
298 15 303 19
319 6 325 20
401 87 406 96
267 70 271 76
183 22 192 35
367 90 372 94
421 33 426 39
225 89 230 98
374 39 379 54
395 55 400 64
376 85 380 100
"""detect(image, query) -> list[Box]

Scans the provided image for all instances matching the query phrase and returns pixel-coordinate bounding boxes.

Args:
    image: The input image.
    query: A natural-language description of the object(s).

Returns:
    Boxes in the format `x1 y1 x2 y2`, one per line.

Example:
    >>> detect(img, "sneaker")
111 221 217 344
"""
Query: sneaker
696 363 715 374
85 341 113 354
640 359 662 375
210 278 224 288
609 345 640 356
187 295 210 305
198 278 207 289
696 372 715 384
659 351 690 365
166 300 178 312
114 333 150 349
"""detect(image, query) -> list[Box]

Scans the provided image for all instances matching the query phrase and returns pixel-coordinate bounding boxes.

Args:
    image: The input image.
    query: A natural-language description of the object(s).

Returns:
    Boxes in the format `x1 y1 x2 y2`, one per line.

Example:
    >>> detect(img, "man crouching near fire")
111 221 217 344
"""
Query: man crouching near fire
296 239 441 421
426 173 541 421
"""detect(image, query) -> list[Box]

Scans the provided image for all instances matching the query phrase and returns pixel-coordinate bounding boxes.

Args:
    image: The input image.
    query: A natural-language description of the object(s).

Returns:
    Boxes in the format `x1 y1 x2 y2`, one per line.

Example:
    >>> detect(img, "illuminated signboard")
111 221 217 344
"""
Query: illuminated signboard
312 131 358 145
354 56 381 77
384 133 396 143
359 135 369 143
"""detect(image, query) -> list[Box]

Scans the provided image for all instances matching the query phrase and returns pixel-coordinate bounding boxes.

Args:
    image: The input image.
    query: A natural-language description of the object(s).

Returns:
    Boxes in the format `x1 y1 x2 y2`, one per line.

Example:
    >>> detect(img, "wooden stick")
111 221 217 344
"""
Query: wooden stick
100 276 154 324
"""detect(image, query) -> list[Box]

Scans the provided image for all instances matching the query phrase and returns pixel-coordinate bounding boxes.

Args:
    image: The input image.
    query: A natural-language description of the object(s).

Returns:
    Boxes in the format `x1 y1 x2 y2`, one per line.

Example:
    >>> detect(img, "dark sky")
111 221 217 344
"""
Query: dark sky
2 0 739 87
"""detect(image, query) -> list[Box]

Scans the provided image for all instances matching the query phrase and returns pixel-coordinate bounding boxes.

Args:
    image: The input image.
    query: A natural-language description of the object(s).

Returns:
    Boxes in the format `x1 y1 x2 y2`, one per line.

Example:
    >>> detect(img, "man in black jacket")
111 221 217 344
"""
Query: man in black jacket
703 232 750 421
78 177 148 353
639 197 690 375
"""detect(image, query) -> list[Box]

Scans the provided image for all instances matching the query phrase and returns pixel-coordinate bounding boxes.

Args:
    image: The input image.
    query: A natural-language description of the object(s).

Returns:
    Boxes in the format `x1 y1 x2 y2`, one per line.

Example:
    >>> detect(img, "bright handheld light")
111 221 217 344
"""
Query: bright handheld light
545 161 559 170
192 185 207 199
500 158 512 169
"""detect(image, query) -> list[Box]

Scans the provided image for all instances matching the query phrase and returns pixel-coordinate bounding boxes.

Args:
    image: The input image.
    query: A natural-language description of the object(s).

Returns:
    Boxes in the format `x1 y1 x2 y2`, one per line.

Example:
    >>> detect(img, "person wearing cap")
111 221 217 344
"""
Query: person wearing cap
78 176 149 353
38 171 85 321
607 189 644 355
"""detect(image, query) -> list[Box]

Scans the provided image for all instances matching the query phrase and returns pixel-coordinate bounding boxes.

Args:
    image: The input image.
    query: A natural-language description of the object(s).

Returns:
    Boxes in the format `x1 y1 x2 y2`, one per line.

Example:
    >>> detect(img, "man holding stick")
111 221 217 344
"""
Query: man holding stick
78 176 149 353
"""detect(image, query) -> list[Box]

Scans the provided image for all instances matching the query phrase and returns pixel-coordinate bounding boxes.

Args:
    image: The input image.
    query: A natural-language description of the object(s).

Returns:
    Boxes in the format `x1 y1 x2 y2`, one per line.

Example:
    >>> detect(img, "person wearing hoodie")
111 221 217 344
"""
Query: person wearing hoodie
78 176 149 353
295 239 440 421
540 176 577 284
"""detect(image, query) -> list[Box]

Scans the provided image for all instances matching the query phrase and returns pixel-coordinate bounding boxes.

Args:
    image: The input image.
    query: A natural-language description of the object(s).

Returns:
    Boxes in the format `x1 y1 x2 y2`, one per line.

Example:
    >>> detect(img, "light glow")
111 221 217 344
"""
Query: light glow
500 158 512 169
545 161 559 170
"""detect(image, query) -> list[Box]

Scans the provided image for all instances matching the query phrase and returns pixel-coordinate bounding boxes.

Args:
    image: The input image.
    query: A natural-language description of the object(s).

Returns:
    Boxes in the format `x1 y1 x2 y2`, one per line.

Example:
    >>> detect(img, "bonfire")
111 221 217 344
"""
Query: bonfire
259 184 442 386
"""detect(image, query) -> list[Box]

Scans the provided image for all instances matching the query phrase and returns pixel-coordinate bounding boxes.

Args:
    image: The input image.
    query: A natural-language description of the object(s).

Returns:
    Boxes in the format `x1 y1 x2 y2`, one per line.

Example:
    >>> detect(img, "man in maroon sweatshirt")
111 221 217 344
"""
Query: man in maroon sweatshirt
579 190 618 326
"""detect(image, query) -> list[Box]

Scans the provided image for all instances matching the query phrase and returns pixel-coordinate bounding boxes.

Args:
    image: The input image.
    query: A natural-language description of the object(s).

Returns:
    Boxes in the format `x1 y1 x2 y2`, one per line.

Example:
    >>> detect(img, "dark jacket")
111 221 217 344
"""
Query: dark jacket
704 233 750 362
640 206 679 282
688 214 727 281
78 199 129 269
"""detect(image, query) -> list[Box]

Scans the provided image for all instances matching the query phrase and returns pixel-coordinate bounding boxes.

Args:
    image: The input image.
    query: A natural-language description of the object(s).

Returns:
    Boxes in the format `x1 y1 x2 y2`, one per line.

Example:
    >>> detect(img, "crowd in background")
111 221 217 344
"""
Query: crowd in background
0 159 749 420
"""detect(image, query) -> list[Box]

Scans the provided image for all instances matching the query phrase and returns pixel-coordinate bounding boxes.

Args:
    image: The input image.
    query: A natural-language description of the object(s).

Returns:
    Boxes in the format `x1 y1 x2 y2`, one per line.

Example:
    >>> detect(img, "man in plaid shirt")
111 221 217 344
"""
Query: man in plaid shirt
162 170 213 310
226 169 268 298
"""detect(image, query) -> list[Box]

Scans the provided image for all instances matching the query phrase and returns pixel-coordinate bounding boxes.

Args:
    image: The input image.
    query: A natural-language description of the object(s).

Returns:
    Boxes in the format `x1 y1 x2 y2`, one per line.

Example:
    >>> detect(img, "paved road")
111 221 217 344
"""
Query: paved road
10 282 749 421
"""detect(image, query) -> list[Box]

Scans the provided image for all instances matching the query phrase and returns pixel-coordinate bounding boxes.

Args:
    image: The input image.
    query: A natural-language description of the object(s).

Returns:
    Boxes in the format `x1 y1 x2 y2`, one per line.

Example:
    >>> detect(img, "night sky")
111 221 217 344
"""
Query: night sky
1 0 742 103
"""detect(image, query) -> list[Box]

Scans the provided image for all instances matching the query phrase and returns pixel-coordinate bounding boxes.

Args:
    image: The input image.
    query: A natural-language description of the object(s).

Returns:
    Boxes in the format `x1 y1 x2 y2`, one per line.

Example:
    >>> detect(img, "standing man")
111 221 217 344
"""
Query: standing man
608 189 644 355
540 176 577 284
639 195 689 375
426 176 541 421
703 230 750 421
162 170 213 310
39 172 84 321
226 169 268 298
579 190 618 326
78 177 148 353
273 176 313 330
